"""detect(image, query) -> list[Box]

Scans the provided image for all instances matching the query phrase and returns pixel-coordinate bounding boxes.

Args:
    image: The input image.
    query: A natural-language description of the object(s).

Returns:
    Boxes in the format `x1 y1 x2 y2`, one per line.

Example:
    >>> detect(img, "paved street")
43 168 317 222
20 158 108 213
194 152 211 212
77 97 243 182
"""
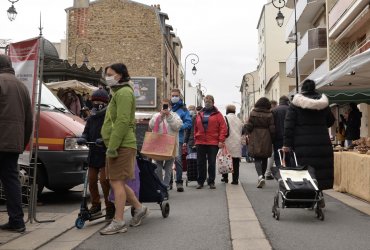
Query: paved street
76 177 232 250
241 162 370 250
0 161 369 249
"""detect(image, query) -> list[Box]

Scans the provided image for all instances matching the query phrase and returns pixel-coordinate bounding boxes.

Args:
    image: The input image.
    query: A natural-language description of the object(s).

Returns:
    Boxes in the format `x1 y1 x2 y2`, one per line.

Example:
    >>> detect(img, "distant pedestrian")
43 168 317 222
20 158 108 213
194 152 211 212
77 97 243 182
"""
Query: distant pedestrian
100 63 148 235
221 105 243 185
169 88 192 192
149 99 182 187
283 79 335 207
194 95 228 189
245 97 275 188
0 55 33 233
184 105 202 153
271 96 290 166
77 88 115 220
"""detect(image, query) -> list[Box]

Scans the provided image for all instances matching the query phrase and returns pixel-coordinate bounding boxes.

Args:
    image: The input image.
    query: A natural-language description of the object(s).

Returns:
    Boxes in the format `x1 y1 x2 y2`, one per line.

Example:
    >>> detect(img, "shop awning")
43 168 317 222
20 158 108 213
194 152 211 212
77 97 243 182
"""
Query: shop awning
45 80 98 94
318 88 370 104
314 48 370 104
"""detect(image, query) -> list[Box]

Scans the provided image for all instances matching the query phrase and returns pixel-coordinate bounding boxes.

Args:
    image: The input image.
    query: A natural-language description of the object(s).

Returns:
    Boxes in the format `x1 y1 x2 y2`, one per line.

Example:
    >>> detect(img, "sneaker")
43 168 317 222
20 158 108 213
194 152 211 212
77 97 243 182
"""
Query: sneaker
209 183 216 189
176 183 184 192
130 206 149 227
257 176 265 188
89 205 102 216
0 223 26 233
105 206 115 221
196 184 203 189
100 220 127 235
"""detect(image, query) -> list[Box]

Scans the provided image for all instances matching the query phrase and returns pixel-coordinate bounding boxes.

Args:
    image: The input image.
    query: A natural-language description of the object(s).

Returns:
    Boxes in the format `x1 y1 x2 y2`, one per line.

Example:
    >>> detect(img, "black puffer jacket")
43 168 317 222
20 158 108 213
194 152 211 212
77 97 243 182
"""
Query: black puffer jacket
284 92 335 190
82 108 107 168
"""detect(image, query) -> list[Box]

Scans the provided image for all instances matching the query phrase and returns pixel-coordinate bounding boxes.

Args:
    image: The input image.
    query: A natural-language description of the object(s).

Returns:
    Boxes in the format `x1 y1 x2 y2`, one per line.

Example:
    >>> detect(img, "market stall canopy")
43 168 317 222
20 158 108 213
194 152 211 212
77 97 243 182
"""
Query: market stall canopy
45 80 98 94
315 48 370 104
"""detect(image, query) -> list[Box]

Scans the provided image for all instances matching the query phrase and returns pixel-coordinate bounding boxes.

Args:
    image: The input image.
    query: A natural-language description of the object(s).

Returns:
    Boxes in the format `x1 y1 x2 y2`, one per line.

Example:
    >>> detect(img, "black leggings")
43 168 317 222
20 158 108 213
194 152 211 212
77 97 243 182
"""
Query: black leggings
254 157 268 177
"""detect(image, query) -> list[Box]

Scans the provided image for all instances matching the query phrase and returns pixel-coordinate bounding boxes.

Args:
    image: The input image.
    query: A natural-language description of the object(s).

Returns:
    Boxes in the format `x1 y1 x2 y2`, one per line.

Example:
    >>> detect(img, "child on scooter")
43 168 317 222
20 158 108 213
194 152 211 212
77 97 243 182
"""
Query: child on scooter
77 89 115 220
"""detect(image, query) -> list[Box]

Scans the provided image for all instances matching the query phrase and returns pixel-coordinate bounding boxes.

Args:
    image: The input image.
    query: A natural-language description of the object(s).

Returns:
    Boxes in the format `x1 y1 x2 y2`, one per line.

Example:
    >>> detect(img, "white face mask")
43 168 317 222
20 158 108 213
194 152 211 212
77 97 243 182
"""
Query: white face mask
105 75 118 87
171 96 180 104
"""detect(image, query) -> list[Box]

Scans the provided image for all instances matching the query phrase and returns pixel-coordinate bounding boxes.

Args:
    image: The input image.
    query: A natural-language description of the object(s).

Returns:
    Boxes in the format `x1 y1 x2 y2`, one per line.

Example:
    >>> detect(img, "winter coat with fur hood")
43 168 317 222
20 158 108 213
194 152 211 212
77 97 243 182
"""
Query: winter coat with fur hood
284 92 335 190
246 98 275 158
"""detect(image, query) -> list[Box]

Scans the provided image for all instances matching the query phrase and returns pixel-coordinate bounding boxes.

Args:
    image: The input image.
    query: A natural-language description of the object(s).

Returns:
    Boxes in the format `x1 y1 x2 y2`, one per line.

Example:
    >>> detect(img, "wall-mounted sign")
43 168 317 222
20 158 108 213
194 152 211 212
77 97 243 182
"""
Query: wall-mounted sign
132 77 157 108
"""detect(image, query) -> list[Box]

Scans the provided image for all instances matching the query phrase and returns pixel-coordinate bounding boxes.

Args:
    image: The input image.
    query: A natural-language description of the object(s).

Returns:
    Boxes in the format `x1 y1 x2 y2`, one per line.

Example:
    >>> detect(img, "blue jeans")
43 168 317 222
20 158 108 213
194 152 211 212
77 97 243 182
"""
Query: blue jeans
174 142 183 183
0 152 25 228
155 158 175 187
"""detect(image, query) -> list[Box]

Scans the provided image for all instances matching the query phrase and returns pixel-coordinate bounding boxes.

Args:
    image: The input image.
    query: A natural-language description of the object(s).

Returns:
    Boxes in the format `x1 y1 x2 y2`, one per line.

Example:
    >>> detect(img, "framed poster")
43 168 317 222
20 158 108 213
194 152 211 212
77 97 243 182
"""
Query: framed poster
131 77 157 108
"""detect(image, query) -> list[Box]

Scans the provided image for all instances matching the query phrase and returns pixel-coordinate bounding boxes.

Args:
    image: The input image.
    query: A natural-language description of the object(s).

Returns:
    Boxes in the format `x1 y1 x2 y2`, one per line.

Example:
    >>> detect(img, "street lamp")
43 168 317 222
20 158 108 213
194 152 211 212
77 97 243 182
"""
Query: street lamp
7 0 19 21
272 0 299 93
184 53 199 104
74 43 92 65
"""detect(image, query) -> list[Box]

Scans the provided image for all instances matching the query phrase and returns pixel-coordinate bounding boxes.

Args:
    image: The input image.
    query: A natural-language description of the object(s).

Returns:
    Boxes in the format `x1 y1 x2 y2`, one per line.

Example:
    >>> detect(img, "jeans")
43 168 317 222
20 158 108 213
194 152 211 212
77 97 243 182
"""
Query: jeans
88 166 113 209
155 158 175 187
266 149 274 176
197 145 219 185
222 157 240 182
254 157 268 178
174 142 183 183
0 152 25 227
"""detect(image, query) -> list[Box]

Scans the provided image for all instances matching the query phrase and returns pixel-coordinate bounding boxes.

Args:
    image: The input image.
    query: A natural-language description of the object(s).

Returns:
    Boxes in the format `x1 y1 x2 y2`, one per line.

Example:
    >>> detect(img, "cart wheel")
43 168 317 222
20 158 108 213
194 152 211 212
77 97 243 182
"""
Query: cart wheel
275 209 280 220
161 201 170 218
75 217 85 229
131 206 135 217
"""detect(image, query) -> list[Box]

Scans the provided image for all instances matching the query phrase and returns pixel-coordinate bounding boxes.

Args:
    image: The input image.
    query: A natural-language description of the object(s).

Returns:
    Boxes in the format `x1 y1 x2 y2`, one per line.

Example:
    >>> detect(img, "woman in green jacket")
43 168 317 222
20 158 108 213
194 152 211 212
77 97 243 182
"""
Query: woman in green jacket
100 63 148 235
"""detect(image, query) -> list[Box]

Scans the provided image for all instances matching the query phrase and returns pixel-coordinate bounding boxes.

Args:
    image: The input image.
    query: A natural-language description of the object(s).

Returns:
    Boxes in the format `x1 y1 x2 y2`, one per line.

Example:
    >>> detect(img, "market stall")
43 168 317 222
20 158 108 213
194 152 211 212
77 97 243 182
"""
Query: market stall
333 151 370 202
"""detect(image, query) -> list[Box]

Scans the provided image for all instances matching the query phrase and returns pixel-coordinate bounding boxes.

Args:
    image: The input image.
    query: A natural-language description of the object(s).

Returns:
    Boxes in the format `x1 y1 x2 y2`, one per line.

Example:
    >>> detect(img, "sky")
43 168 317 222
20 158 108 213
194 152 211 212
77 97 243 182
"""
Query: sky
0 0 268 114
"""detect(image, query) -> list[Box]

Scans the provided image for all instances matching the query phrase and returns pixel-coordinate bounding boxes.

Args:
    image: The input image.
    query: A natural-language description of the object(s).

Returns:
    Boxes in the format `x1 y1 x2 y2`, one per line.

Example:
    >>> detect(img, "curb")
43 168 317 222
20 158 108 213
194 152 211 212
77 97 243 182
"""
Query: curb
226 184 272 250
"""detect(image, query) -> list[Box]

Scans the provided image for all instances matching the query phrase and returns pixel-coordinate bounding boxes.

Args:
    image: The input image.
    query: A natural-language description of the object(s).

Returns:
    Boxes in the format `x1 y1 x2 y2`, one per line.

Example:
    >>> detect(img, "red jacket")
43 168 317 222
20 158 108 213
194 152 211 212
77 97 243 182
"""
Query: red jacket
194 107 227 145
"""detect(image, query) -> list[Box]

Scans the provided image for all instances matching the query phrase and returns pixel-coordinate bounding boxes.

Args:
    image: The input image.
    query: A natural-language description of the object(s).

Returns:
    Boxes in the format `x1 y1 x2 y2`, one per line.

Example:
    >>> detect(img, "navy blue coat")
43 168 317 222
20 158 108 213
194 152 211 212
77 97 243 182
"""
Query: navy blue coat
82 108 107 168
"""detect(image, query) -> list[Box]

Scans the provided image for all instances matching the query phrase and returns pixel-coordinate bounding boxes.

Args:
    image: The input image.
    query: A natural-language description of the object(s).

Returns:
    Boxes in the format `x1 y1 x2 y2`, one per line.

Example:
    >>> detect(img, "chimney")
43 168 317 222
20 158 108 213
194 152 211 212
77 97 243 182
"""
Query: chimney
74 0 89 8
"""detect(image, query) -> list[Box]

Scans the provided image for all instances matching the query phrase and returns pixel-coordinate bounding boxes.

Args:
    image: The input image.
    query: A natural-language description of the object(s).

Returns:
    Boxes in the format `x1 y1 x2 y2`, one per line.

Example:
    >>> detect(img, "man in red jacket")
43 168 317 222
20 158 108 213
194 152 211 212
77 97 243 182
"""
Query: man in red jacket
194 95 227 189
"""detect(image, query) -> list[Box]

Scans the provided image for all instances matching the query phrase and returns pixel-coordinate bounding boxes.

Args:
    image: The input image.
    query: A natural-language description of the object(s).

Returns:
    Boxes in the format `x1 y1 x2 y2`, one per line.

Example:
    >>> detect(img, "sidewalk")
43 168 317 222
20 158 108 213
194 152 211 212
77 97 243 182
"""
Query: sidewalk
0 171 369 249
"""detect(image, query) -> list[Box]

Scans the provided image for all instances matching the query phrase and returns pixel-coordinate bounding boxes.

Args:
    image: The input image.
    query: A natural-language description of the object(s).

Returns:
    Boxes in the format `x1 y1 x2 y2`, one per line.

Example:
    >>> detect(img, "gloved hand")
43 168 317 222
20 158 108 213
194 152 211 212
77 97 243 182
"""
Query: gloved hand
95 138 104 146
106 148 118 158
77 137 87 145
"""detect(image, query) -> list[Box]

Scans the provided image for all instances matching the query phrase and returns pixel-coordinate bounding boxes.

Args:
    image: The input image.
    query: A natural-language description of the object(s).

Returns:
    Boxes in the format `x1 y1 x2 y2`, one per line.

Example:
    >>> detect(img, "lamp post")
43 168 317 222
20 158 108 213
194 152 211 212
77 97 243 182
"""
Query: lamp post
272 0 299 93
7 0 19 21
74 43 92 65
184 53 199 104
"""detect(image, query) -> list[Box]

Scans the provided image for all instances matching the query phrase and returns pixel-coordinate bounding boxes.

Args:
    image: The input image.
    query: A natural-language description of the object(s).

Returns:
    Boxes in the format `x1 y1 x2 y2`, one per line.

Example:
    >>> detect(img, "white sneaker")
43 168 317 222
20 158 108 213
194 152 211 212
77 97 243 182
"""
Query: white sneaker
130 206 149 227
100 220 127 235
257 176 265 188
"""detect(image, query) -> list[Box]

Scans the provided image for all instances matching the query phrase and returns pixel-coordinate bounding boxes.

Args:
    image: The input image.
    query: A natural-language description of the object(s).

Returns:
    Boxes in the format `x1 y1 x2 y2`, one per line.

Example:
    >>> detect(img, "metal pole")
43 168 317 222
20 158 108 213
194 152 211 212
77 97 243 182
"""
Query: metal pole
294 0 299 93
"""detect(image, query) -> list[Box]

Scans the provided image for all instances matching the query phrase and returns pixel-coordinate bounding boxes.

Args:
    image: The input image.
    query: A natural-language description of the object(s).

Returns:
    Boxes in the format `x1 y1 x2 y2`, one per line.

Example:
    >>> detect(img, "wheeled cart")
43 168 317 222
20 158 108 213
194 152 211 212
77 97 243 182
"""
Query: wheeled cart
271 150 325 221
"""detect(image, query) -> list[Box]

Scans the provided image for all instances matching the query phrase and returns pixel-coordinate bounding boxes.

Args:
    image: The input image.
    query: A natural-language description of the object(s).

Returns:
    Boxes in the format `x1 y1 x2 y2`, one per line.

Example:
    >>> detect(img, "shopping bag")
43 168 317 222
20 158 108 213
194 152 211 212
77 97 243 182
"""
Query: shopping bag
109 159 140 203
216 146 233 174
141 116 176 161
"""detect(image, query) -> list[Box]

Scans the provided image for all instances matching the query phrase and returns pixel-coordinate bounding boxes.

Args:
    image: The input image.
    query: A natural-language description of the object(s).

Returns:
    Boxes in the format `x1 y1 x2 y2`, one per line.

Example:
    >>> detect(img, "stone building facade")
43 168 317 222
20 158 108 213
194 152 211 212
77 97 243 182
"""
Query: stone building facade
66 0 182 111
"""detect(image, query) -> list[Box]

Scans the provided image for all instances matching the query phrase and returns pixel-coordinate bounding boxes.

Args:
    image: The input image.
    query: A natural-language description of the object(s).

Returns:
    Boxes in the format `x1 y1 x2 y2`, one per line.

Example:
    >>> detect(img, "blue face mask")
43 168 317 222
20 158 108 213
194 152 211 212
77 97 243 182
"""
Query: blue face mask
171 96 180 104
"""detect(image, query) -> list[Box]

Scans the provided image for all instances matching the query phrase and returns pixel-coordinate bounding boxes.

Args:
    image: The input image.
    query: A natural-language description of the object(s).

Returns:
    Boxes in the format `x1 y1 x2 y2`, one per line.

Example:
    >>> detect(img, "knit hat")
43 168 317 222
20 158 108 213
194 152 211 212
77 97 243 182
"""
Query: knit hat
91 89 109 103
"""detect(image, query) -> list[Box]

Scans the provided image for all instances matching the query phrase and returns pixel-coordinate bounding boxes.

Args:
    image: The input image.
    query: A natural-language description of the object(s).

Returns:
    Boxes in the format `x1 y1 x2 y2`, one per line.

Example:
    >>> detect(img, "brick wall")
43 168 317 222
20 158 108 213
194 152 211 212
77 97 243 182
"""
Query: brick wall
67 0 180 111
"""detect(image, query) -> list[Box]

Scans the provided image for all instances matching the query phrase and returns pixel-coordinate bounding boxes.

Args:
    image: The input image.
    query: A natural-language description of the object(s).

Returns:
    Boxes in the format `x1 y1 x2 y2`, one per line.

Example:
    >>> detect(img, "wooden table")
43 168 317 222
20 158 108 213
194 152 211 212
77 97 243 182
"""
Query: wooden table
334 151 370 202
